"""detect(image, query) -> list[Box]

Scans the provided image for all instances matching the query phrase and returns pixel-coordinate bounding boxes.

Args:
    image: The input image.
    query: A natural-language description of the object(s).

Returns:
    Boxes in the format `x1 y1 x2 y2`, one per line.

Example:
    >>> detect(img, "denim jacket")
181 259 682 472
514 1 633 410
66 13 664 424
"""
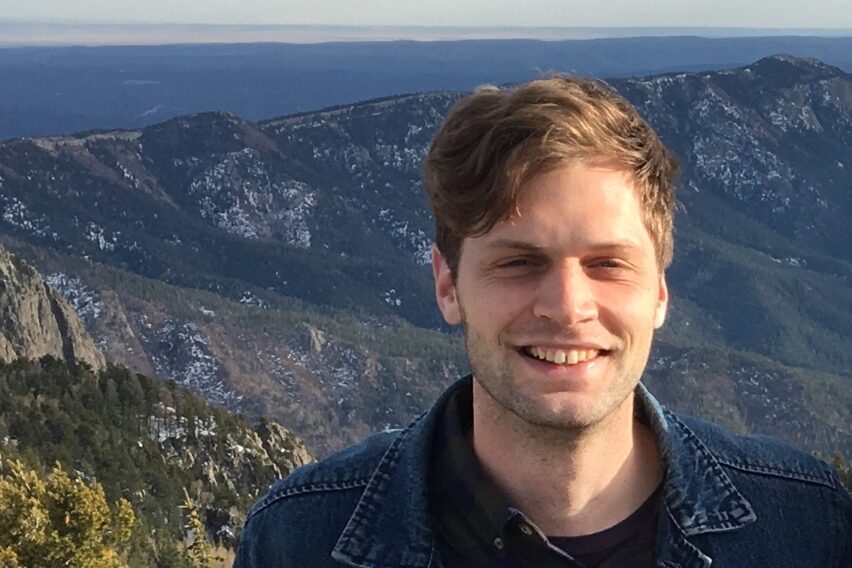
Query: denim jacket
236 377 851 567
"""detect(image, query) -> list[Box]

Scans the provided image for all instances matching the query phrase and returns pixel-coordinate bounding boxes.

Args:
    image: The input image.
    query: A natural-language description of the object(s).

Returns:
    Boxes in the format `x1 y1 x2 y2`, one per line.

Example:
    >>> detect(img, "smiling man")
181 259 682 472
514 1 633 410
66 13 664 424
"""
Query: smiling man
236 77 851 567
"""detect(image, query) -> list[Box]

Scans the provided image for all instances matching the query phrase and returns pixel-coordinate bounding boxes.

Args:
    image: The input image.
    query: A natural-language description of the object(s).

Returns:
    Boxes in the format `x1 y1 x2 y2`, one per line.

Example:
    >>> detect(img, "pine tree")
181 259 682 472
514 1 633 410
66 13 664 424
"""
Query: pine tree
179 488 220 568
828 452 852 492
0 455 135 568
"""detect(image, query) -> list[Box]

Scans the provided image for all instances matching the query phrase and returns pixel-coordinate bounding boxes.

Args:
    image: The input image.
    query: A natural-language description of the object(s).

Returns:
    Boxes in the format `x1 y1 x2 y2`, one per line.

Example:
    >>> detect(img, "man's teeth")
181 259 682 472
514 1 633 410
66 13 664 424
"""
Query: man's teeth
525 346 600 365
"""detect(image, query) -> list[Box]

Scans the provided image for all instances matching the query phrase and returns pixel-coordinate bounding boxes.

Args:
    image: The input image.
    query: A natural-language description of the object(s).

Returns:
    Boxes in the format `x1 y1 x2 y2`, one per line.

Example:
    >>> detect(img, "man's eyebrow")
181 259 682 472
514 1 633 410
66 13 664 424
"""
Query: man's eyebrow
484 239 544 251
485 238 644 252
588 241 645 253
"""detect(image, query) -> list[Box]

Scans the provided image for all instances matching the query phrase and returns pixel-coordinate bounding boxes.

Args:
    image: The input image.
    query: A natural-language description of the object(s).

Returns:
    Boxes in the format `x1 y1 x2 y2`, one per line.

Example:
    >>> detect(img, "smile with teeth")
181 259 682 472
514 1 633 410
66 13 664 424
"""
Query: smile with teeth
523 346 602 365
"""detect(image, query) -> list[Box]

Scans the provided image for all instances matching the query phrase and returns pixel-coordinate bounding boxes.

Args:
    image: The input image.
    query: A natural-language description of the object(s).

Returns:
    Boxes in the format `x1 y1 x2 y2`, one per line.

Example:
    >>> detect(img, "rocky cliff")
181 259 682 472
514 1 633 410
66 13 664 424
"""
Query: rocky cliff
0 246 105 370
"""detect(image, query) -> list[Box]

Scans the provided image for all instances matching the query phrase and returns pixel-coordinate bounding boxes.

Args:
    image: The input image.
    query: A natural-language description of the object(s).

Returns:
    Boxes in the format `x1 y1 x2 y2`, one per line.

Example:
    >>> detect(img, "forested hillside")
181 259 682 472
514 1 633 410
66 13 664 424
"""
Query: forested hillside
0 356 311 566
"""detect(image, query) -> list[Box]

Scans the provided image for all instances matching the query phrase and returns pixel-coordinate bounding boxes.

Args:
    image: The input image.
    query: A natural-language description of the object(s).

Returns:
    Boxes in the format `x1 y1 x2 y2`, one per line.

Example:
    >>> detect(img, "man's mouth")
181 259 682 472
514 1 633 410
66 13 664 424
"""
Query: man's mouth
520 346 608 366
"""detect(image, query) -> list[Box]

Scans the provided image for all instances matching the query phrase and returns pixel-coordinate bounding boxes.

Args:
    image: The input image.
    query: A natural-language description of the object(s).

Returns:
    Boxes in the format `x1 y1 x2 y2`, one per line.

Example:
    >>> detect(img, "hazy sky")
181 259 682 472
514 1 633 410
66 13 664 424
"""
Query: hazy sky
2 0 851 28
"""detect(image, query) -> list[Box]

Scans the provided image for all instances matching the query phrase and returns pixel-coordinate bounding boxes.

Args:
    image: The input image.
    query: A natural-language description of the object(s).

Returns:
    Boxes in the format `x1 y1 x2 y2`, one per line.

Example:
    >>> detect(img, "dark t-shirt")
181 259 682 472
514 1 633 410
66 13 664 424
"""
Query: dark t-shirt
428 385 660 568
549 483 662 567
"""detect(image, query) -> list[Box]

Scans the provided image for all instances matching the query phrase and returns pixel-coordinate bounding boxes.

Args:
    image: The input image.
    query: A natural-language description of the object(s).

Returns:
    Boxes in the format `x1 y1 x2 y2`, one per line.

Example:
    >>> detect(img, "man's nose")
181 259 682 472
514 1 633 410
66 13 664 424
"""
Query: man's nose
532 263 598 326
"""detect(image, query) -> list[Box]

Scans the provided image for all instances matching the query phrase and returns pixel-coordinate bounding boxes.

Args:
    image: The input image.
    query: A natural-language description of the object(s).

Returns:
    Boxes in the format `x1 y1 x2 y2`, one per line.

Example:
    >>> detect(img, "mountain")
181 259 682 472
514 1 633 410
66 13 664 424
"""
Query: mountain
0 247 312 562
618 56 852 373
0 55 849 457
3 238 467 455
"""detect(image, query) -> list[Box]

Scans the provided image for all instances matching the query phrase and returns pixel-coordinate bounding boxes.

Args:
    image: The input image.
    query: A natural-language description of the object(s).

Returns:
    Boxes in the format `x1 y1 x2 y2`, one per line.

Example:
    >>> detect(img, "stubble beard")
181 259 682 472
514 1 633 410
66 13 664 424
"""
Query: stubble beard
461 315 649 436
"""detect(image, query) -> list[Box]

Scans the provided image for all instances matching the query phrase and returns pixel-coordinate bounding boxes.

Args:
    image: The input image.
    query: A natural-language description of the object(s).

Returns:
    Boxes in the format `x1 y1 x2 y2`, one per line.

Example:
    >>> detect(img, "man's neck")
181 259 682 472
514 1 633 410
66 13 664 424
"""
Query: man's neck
471 382 663 537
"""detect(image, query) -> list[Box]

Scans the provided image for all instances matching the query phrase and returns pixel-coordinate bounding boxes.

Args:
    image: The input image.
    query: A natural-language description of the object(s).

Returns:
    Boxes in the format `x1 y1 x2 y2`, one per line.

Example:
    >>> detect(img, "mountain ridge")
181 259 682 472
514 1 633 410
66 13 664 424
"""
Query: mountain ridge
0 54 849 457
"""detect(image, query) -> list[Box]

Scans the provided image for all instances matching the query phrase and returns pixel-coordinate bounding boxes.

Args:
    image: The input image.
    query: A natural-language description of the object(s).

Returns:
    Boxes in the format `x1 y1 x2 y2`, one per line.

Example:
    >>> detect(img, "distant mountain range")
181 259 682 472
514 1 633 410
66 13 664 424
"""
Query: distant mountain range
4 22 852 46
0 54 849 457
1 36 852 140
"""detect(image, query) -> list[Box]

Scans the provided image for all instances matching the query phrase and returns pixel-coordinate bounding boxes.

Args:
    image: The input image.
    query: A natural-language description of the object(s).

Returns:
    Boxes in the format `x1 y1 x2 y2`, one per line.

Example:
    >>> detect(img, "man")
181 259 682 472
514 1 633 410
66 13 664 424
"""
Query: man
236 76 851 567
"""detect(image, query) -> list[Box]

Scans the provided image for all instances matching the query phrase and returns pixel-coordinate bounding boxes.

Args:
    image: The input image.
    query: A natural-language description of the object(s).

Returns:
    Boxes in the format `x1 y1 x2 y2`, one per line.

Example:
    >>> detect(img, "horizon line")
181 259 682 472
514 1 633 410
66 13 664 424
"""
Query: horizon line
2 22 851 48
2 20 852 30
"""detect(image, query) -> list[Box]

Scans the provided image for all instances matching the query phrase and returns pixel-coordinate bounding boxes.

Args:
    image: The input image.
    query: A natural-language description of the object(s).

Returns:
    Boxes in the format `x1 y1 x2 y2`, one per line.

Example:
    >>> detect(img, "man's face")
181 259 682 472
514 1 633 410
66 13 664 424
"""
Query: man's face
433 163 668 430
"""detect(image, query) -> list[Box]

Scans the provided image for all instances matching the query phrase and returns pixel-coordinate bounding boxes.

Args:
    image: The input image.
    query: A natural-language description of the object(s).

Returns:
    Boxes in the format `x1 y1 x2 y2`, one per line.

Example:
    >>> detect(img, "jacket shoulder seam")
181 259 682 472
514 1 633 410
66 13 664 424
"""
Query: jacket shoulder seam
247 478 370 521
668 411 837 489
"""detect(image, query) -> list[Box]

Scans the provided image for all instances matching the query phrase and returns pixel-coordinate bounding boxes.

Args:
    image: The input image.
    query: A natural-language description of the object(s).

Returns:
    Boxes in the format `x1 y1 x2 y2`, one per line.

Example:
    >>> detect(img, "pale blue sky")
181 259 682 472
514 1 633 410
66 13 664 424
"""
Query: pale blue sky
2 0 851 28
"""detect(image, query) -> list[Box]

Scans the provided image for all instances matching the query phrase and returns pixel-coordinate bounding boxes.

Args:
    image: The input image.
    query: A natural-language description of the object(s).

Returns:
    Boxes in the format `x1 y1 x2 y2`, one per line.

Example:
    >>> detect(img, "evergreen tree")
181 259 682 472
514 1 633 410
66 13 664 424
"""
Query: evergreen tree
0 455 135 568
828 453 852 493
180 488 220 568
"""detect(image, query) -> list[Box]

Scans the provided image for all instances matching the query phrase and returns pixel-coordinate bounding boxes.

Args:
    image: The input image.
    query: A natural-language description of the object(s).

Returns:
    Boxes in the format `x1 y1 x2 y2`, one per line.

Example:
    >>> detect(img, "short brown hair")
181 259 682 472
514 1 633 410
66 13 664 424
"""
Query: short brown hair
423 75 679 276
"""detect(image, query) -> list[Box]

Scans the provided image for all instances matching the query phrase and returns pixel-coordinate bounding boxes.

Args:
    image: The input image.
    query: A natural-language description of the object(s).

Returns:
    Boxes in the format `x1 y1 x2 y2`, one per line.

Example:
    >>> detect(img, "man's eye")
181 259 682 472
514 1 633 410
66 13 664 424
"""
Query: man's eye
499 259 530 267
592 259 624 269
491 258 544 274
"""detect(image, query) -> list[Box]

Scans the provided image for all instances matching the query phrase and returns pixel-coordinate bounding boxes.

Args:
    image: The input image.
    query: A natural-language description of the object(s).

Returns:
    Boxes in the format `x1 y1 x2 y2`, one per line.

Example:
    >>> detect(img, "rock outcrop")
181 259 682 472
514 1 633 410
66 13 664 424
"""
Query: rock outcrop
0 246 105 370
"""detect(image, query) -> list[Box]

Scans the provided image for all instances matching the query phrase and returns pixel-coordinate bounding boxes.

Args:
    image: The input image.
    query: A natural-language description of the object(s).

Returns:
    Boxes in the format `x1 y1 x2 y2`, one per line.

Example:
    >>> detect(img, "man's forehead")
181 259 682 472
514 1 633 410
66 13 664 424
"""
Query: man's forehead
481 197 646 246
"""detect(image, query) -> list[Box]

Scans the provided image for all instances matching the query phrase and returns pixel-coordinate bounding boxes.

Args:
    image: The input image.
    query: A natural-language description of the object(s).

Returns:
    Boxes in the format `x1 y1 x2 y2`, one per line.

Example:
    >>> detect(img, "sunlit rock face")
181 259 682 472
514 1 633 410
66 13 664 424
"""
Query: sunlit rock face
0 246 105 370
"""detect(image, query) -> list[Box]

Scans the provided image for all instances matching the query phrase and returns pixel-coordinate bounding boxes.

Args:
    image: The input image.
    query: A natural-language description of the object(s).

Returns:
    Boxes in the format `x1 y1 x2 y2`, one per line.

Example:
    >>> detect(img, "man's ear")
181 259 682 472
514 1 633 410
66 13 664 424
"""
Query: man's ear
654 274 669 329
432 245 461 325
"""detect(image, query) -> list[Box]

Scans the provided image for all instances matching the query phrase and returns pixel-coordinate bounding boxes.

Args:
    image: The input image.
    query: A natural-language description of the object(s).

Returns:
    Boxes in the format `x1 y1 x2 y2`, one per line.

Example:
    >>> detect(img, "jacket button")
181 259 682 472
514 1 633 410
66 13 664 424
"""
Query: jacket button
493 537 505 550
519 524 533 536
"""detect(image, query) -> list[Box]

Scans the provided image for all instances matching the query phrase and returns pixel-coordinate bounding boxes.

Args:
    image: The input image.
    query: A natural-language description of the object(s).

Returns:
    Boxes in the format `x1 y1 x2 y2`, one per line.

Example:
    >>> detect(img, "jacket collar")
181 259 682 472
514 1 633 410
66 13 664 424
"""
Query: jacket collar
333 377 756 568
331 377 456 568
636 383 756 567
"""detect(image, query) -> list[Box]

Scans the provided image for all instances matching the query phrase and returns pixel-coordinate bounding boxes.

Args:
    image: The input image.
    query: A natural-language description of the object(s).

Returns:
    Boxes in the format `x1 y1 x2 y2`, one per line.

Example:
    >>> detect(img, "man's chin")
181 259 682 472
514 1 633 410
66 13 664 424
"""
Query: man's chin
478 371 638 434
474 378 604 432
509 396 607 432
